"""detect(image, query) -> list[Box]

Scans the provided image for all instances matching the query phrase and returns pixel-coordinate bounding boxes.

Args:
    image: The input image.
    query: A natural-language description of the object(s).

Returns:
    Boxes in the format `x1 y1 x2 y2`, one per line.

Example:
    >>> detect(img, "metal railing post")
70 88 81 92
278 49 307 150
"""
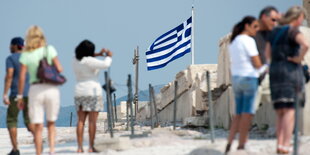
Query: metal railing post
173 81 178 130
293 90 300 155
70 112 73 127
127 74 135 136
133 47 139 118
113 93 117 122
151 86 159 127
149 84 154 129
110 78 115 128
104 71 114 138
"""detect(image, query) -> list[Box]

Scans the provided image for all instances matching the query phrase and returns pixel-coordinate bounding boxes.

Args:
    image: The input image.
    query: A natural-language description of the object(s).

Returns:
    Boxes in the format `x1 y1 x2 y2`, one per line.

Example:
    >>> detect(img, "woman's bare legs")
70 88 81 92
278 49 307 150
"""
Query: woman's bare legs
47 121 56 153
34 123 44 155
226 115 241 153
88 111 99 152
76 110 88 153
282 109 295 147
276 109 284 148
238 114 253 149
276 108 294 153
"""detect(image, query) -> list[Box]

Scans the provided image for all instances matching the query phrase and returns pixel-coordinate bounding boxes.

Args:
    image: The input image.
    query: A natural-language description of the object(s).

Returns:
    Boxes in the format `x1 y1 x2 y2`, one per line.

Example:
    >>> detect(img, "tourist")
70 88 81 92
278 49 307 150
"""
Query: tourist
3 37 34 155
253 6 280 107
225 16 262 154
265 6 309 154
17 25 63 155
73 40 112 153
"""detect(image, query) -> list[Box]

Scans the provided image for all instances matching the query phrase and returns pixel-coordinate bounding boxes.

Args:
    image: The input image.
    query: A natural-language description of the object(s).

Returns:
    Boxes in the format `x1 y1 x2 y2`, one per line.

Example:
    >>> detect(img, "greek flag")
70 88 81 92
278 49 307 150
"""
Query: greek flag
146 16 192 71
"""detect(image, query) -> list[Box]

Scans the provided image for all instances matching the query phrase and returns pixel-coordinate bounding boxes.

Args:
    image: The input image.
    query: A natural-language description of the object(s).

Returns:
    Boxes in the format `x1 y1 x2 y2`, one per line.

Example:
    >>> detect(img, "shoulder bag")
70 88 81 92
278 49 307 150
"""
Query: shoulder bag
37 46 66 85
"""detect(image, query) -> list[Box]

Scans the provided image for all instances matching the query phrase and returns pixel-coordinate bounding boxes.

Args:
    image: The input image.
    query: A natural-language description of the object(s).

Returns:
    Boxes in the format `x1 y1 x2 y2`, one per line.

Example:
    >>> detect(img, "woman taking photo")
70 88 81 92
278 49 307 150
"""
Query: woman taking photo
17 25 63 155
225 16 262 154
73 40 112 153
265 6 309 154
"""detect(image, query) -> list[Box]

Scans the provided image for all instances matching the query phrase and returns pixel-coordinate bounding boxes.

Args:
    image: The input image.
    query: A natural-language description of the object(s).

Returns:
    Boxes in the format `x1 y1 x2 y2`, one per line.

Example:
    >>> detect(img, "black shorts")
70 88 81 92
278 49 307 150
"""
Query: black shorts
273 102 294 110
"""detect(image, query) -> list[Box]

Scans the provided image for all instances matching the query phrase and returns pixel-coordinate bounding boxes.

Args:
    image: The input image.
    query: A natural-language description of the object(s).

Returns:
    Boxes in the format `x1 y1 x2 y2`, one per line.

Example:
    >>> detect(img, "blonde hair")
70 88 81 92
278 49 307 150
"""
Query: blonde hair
24 25 46 51
279 6 307 25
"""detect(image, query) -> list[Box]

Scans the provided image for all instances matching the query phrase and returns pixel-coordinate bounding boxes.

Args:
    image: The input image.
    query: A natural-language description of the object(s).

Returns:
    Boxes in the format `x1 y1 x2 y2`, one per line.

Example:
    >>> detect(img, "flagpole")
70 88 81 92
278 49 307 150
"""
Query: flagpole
191 5 195 65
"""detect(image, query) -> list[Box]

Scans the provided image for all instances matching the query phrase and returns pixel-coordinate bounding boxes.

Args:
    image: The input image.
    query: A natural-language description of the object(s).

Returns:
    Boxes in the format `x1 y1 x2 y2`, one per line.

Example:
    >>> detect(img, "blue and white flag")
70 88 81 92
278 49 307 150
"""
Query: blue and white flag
146 16 192 71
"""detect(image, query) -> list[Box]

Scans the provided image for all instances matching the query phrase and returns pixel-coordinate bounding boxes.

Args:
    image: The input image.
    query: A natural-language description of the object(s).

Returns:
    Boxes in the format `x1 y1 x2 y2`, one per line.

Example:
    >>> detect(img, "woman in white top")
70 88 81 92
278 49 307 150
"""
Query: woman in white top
73 40 112 153
225 16 262 154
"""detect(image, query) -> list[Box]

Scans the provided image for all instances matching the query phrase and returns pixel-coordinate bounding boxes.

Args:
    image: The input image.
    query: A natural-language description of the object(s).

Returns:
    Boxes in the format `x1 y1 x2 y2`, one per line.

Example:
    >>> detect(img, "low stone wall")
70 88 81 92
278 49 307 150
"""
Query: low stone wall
153 64 218 123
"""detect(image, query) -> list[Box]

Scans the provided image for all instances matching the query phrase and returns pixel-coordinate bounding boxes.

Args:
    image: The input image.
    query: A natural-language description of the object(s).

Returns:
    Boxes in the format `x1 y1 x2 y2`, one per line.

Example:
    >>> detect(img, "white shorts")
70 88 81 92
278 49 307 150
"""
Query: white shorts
28 84 60 124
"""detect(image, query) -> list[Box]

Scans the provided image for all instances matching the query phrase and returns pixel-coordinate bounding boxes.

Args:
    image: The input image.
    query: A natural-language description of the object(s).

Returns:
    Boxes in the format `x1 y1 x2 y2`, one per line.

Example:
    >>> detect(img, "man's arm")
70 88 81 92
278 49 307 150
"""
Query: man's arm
17 64 27 96
3 68 14 105
16 64 27 109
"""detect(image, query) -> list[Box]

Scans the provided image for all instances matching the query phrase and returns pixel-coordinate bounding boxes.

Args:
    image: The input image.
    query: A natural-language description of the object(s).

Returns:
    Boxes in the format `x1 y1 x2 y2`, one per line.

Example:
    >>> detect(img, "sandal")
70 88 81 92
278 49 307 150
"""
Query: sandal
77 148 84 153
276 145 291 154
237 145 245 150
76 149 84 153
276 148 289 154
224 143 231 154
88 147 99 153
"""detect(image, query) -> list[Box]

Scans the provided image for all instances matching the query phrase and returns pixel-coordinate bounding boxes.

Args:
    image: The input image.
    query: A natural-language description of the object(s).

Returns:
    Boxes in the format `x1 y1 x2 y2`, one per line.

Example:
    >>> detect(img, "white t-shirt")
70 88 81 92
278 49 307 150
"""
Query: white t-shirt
229 34 259 77
73 56 112 97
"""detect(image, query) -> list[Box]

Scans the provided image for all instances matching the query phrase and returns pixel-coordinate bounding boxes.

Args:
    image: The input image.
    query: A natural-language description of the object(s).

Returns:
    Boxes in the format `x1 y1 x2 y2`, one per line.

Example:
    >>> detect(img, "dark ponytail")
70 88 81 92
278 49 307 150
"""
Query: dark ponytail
230 16 256 43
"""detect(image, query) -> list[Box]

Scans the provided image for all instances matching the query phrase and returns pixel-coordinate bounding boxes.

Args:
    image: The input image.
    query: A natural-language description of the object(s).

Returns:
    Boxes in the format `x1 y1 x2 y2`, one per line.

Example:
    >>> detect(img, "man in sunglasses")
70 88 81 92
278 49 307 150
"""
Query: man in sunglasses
253 6 280 110
255 6 280 64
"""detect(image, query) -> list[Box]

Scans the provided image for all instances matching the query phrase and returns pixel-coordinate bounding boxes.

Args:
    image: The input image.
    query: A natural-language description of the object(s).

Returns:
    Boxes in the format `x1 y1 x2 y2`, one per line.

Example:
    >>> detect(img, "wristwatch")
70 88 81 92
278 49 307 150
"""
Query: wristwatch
14 94 23 101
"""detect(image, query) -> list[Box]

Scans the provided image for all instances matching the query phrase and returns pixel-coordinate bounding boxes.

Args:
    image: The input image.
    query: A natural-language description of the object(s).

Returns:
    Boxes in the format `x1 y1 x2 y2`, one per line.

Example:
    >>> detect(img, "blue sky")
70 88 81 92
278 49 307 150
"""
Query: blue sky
0 0 301 107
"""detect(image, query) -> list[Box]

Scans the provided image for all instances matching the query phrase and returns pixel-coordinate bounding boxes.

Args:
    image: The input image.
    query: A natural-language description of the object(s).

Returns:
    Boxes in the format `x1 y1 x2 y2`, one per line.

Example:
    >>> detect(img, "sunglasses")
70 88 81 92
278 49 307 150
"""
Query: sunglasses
271 18 277 22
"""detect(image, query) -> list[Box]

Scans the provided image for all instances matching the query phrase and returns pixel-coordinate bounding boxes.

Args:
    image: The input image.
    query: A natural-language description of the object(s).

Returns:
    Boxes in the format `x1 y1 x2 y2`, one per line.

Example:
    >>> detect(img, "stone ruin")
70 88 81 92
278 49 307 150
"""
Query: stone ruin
134 45 231 127
135 64 218 125
154 64 218 123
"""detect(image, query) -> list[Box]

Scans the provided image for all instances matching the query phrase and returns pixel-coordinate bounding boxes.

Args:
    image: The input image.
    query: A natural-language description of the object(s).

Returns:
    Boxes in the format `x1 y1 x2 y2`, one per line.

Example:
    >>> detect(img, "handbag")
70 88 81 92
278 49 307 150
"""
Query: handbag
303 64 310 83
37 46 66 85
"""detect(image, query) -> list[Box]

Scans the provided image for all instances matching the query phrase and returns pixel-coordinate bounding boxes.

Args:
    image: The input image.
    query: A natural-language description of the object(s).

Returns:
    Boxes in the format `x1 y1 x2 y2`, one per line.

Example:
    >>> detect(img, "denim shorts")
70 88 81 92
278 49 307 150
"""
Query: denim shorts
232 76 258 115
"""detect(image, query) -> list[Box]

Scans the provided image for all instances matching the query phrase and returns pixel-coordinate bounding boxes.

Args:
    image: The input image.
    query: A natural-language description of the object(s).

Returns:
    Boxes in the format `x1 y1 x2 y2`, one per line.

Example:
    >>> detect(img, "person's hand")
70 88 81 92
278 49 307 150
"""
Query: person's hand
15 94 24 110
17 98 24 110
287 56 303 64
100 48 113 57
105 49 113 57
3 95 10 105
94 48 112 57
99 48 108 56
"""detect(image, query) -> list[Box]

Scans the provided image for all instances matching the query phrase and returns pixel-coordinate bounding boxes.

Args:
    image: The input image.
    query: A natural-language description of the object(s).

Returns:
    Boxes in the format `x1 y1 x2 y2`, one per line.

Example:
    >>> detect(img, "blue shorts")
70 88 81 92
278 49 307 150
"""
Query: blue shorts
232 76 258 115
